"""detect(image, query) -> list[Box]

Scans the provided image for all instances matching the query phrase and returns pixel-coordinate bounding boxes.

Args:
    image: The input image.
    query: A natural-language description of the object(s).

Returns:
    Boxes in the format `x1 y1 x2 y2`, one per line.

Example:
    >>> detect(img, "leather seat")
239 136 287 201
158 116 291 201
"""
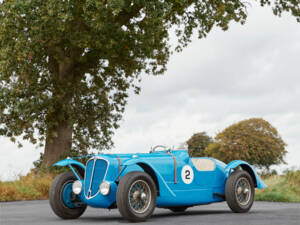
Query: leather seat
191 158 216 171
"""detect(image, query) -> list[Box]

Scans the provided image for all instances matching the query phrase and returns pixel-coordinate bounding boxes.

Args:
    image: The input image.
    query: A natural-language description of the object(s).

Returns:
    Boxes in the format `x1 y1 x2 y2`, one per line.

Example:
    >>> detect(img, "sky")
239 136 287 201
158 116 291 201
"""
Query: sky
0 4 299 181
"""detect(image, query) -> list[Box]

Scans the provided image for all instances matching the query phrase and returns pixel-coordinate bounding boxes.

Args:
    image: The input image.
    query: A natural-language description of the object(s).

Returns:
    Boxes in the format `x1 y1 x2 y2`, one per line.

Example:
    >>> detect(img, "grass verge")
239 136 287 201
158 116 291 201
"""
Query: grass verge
255 170 300 203
0 172 55 201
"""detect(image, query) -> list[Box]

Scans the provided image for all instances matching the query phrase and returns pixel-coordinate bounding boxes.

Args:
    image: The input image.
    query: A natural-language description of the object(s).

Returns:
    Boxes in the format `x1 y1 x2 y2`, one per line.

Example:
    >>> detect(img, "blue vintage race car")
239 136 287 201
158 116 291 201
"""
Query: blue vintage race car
49 146 266 222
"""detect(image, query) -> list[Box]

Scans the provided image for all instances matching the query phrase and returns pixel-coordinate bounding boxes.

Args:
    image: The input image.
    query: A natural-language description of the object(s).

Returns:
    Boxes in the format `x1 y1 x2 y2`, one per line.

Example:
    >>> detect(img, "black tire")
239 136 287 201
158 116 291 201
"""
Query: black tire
225 170 255 213
116 171 157 222
168 206 188 213
49 172 87 219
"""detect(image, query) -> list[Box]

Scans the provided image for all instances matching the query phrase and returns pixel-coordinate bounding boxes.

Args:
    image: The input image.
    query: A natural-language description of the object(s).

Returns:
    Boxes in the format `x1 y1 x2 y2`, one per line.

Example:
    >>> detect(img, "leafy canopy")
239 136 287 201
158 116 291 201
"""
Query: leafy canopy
187 132 213 157
204 118 287 169
0 0 299 153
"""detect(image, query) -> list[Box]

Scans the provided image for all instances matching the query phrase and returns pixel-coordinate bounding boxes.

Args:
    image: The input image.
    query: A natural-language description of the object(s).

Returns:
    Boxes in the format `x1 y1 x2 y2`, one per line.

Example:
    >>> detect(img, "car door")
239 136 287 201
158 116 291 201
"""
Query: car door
190 158 216 187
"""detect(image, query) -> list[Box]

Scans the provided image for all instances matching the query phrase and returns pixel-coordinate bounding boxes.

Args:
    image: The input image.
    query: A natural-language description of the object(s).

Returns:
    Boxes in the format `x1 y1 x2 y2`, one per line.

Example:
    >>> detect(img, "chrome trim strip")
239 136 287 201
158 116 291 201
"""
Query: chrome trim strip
84 158 92 198
87 158 96 198
84 157 109 200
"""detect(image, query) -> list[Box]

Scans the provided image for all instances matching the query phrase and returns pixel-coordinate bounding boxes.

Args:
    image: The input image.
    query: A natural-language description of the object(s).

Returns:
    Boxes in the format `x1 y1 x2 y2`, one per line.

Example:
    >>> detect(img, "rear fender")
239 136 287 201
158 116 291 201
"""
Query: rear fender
225 160 267 189
121 159 176 197
54 158 85 180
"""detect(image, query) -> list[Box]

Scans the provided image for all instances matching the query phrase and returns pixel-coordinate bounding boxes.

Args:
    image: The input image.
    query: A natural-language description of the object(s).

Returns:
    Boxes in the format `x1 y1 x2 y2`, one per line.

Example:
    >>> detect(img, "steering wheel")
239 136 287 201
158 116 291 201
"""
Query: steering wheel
150 145 171 153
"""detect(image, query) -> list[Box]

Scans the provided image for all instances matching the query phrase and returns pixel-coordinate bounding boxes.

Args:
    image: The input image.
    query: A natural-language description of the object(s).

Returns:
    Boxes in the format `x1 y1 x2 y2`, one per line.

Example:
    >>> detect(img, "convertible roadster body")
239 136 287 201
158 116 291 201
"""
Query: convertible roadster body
50 147 266 222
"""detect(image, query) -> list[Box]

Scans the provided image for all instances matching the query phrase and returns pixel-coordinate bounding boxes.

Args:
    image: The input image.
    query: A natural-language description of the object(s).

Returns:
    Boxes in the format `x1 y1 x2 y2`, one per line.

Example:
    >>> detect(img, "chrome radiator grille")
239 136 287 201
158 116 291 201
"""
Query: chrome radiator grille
84 158 108 198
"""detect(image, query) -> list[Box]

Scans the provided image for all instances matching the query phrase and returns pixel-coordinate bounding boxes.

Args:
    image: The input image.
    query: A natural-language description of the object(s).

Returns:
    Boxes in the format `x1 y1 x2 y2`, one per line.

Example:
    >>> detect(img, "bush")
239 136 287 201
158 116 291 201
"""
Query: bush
0 171 55 202
284 170 300 185
255 170 300 203
204 118 287 169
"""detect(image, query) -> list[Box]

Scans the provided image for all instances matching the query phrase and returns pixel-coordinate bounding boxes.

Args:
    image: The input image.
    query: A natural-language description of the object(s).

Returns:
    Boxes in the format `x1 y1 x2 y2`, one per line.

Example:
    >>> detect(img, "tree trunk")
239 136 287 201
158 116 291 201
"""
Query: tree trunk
42 54 78 167
42 121 72 167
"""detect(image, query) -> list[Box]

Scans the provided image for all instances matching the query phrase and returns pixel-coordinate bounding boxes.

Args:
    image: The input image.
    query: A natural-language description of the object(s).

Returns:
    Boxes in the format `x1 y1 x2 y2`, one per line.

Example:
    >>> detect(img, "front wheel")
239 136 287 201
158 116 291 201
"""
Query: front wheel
116 171 157 222
225 170 255 213
49 172 86 219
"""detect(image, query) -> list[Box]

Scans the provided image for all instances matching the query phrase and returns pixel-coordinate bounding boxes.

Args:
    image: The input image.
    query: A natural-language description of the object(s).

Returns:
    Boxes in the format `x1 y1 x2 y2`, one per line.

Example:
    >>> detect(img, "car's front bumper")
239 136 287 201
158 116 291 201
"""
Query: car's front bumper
78 180 117 208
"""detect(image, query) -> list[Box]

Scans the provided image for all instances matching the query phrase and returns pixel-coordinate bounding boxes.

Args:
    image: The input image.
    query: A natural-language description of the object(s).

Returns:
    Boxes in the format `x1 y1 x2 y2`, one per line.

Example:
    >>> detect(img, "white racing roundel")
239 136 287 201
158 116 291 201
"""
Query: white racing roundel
181 165 194 184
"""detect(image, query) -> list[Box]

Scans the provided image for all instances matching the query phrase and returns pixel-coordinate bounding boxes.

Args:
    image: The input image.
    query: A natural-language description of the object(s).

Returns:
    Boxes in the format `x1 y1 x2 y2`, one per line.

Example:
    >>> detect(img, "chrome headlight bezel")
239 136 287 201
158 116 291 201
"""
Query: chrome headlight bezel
72 180 83 195
99 181 111 196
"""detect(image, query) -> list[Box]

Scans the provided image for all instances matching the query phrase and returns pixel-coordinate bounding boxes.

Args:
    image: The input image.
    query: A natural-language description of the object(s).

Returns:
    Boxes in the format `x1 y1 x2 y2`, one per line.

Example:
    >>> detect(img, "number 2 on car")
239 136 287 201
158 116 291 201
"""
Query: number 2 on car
181 165 194 184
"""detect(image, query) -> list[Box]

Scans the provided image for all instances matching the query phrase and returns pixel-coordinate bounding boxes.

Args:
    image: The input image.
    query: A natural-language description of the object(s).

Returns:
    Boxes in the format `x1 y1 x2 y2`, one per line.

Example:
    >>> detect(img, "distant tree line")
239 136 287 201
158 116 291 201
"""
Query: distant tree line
186 118 287 170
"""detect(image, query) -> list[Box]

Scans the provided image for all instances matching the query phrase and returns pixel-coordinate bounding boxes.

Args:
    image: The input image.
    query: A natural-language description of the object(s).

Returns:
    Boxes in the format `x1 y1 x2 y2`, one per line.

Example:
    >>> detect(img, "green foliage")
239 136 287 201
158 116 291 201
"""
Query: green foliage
203 142 222 157
259 169 278 178
33 148 89 170
204 118 287 169
284 169 300 185
32 153 70 174
255 170 300 203
187 132 213 157
0 0 299 161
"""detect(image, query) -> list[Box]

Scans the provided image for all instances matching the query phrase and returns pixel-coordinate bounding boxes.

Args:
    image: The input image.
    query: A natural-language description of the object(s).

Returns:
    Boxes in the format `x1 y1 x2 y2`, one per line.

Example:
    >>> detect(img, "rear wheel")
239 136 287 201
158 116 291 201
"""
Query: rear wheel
225 170 255 213
49 172 86 219
116 171 157 222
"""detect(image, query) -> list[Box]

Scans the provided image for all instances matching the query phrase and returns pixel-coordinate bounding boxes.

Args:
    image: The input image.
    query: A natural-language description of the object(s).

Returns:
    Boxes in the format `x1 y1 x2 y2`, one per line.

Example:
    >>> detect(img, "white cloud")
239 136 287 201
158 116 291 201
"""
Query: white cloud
0 4 299 180
0 138 43 181
111 5 300 168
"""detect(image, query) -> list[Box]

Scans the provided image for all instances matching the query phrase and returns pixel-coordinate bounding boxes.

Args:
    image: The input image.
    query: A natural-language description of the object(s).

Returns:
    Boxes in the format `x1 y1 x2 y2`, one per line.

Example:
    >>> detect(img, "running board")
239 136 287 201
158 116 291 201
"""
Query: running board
213 193 225 199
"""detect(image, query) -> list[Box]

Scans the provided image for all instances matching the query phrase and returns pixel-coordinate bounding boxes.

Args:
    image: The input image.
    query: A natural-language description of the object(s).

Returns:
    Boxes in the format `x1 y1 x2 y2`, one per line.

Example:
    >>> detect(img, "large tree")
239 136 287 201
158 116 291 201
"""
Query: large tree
204 118 287 169
0 1 299 166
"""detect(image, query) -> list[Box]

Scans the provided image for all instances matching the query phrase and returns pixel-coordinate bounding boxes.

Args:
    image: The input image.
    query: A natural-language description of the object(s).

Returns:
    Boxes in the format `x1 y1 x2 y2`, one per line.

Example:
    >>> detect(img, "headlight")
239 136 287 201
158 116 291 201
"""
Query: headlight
100 181 111 196
72 180 82 195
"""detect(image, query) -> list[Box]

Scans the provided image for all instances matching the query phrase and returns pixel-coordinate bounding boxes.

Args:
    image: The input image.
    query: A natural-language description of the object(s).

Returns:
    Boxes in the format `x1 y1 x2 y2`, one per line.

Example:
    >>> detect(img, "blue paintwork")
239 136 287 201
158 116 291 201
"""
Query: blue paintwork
54 150 266 209
54 158 85 180
54 158 85 170
122 158 176 199
85 159 108 197
225 160 267 189
62 183 76 208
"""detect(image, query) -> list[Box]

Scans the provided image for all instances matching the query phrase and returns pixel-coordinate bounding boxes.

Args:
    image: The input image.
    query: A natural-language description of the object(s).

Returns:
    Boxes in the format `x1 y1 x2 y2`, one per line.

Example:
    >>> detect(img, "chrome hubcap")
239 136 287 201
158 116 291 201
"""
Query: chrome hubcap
128 180 151 214
141 192 147 200
235 177 251 206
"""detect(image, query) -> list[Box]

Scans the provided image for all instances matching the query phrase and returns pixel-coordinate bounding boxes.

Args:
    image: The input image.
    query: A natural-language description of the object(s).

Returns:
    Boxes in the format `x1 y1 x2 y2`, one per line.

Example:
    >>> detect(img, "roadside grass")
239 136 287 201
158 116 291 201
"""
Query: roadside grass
255 170 300 203
0 172 55 201
0 169 299 202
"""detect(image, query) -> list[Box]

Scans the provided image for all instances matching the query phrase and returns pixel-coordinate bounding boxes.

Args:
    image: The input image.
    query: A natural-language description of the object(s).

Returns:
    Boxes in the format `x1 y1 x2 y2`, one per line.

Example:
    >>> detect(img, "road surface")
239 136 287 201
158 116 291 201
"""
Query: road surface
0 200 299 225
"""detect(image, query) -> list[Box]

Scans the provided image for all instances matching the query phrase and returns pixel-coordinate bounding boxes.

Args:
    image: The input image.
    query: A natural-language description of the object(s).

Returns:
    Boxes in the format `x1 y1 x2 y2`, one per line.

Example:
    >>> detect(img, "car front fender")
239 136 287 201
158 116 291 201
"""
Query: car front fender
121 159 176 197
54 158 85 180
225 160 267 189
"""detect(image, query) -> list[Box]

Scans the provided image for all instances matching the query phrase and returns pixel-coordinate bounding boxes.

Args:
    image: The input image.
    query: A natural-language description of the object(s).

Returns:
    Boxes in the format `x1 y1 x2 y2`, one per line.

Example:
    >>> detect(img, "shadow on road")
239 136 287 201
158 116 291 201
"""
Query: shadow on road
2 201 298 225
78 209 233 223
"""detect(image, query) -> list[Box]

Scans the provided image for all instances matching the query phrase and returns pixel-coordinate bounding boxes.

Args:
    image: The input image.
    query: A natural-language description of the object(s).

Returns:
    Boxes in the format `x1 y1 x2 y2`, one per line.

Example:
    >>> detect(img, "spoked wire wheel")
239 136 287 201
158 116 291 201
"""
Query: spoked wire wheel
235 177 251 206
117 171 157 222
225 170 255 213
128 180 152 214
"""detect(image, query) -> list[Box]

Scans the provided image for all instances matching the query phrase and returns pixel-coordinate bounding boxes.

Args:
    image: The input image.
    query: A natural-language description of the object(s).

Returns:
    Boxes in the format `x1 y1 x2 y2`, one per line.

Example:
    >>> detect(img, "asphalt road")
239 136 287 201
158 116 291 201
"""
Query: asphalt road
0 200 299 225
